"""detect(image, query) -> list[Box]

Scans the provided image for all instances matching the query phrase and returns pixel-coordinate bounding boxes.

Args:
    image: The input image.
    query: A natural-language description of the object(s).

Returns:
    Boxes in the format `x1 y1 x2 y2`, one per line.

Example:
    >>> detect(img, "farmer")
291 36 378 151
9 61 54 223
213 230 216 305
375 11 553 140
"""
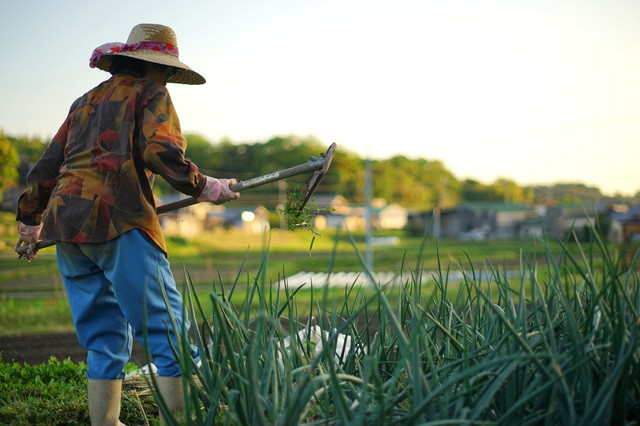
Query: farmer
14 23 239 425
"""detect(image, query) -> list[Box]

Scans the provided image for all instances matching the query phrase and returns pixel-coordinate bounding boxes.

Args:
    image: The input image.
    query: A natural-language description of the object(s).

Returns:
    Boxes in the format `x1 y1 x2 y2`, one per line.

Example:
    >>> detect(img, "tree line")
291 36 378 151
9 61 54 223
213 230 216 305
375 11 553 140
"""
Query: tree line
2 132 638 210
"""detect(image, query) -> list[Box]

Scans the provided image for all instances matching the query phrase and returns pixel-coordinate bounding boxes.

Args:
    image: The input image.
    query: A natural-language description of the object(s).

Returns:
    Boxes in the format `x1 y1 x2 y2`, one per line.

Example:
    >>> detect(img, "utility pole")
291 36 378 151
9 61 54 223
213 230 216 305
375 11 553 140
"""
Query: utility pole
433 206 441 238
364 158 374 280
278 180 287 229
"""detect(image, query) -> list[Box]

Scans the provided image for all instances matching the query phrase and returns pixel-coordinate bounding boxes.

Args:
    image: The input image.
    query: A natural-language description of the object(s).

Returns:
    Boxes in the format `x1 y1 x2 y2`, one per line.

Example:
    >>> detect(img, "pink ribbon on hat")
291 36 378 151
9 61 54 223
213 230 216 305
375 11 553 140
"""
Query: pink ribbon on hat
89 41 180 68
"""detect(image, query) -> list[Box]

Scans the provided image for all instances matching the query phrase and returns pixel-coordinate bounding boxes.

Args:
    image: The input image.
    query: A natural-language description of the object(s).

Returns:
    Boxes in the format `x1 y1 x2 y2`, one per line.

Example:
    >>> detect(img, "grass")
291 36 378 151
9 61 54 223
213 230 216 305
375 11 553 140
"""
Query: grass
0 298 74 335
0 227 585 337
0 207 589 301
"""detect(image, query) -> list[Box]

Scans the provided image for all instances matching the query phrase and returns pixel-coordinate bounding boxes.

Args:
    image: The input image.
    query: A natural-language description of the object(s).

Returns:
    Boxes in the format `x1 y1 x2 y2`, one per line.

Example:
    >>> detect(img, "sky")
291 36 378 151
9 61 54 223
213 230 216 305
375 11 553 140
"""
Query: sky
1 0 639 196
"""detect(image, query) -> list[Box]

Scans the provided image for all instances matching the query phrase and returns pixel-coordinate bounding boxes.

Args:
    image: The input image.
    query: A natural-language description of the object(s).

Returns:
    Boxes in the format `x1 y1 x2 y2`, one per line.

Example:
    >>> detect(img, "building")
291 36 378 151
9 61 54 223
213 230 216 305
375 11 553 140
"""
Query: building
407 201 640 241
408 202 537 239
311 194 408 232
206 206 270 233
158 195 212 238
609 205 640 243
159 194 270 237
537 204 597 240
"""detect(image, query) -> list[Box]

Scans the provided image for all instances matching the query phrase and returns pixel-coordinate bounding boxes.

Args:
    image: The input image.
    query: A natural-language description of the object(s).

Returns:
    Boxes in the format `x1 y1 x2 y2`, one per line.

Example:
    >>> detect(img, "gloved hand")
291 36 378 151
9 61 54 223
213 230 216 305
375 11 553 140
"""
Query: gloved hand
14 222 43 262
197 176 240 205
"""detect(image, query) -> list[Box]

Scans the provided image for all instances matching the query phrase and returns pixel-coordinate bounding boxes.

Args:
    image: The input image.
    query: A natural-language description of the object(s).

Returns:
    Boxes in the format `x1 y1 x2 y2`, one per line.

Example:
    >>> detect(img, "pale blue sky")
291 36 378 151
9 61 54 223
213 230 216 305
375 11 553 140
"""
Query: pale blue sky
2 0 639 195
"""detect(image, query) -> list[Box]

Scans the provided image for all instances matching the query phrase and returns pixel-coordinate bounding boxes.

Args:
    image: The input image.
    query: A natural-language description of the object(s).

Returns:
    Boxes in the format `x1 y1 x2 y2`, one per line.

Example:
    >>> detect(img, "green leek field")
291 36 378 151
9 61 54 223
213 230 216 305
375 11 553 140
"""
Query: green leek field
0 211 638 424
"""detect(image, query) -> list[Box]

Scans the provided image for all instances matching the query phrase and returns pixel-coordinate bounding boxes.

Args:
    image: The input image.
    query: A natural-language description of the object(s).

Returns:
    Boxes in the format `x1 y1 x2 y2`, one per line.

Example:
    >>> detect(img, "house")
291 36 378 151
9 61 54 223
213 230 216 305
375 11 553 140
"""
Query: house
159 194 270 237
623 219 640 242
408 202 537 239
304 194 350 230
409 201 632 241
311 195 408 232
310 194 350 212
158 194 213 238
206 206 270 233
375 203 408 229
609 205 640 243
407 207 459 238
536 204 597 240
518 216 546 238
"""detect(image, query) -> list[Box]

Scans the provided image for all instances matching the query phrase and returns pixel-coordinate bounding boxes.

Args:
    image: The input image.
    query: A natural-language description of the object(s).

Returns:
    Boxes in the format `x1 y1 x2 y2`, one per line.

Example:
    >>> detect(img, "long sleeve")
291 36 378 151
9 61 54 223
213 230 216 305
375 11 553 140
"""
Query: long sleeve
139 89 206 198
16 112 72 225
14 75 206 255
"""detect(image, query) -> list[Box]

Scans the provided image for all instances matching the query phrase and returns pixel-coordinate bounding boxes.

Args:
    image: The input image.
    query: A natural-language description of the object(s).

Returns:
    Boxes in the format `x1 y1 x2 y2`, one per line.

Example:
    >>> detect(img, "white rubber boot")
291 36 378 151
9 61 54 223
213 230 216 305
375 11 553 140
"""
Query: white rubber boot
88 379 125 426
155 376 185 423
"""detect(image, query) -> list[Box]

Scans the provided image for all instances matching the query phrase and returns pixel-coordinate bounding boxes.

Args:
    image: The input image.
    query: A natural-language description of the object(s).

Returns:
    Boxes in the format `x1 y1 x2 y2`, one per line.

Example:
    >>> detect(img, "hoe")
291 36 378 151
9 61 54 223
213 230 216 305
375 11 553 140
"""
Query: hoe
16 143 336 258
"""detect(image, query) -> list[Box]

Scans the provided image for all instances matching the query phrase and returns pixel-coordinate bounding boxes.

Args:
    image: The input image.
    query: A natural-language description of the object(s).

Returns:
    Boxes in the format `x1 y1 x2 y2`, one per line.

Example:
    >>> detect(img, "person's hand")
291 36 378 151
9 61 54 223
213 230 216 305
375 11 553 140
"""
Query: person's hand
197 176 240 205
14 222 43 262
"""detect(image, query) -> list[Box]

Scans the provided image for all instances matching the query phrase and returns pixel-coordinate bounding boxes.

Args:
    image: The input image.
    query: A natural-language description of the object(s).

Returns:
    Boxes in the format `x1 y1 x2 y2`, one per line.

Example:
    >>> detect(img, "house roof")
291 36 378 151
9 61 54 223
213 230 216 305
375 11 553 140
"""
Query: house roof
610 205 640 223
309 194 349 208
207 206 269 220
458 201 533 212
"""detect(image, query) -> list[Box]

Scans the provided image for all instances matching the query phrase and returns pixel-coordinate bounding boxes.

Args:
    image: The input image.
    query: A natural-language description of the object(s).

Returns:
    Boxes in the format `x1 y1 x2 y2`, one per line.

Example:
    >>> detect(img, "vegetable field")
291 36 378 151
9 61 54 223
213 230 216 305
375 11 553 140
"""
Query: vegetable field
0 211 638 424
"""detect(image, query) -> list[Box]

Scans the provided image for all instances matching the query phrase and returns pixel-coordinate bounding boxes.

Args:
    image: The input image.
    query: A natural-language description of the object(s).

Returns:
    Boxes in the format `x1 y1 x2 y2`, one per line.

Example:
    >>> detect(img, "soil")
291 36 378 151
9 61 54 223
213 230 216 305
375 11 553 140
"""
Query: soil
0 332 147 366
0 316 374 366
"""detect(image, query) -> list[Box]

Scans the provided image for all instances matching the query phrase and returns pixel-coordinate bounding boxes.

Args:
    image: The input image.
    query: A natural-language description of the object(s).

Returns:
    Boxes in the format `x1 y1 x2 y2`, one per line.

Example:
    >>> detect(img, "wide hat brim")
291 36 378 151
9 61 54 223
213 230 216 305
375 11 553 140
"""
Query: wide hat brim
93 50 206 85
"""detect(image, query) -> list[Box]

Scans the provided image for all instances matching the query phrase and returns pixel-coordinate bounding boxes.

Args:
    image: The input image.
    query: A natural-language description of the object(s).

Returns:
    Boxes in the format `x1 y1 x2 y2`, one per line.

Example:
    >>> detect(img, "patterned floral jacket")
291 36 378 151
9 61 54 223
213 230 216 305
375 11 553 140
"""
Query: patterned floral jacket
16 74 206 254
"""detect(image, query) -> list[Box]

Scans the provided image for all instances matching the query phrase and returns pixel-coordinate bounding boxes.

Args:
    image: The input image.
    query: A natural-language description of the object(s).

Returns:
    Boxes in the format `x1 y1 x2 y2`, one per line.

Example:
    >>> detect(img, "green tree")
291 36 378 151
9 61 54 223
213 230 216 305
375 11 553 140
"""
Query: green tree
0 134 20 198
461 179 496 201
422 160 460 209
184 133 216 172
491 177 526 203
529 183 603 204
8 135 47 163
373 157 421 207
329 150 363 202
371 156 459 209
254 135 325 178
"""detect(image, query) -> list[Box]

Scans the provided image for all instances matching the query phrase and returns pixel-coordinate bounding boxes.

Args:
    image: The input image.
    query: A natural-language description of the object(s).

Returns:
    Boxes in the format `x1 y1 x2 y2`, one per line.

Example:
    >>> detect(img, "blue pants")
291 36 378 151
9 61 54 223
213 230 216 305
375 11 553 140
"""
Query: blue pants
56 229 197 379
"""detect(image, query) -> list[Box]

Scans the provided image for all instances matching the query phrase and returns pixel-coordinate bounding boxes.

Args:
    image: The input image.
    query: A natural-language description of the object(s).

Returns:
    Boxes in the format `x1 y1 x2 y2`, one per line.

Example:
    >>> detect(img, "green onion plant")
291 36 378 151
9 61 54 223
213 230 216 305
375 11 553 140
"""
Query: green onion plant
154 226 639 425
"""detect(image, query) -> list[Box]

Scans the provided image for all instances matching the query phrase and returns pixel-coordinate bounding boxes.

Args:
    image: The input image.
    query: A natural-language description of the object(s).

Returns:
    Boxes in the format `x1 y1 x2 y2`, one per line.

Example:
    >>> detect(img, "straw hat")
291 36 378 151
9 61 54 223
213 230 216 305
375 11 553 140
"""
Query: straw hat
89 23 205 85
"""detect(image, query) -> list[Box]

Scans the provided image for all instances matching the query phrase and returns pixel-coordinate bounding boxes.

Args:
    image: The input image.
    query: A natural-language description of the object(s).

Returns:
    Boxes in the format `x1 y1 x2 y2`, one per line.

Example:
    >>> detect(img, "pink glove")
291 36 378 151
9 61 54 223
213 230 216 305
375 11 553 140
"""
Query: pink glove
14 222 43 261
197 176 240 205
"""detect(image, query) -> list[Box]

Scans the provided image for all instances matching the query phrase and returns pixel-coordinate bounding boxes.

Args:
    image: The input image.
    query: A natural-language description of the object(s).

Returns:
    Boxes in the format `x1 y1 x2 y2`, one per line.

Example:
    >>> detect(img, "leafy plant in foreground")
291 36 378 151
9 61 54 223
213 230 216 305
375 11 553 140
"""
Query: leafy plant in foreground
0 357 86 424
0 357 157 425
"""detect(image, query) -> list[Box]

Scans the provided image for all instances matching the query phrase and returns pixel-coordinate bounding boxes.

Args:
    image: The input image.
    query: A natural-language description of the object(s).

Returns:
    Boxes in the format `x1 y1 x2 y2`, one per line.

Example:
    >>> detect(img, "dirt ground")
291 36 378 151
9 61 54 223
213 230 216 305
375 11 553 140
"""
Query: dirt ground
0 332 147 366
